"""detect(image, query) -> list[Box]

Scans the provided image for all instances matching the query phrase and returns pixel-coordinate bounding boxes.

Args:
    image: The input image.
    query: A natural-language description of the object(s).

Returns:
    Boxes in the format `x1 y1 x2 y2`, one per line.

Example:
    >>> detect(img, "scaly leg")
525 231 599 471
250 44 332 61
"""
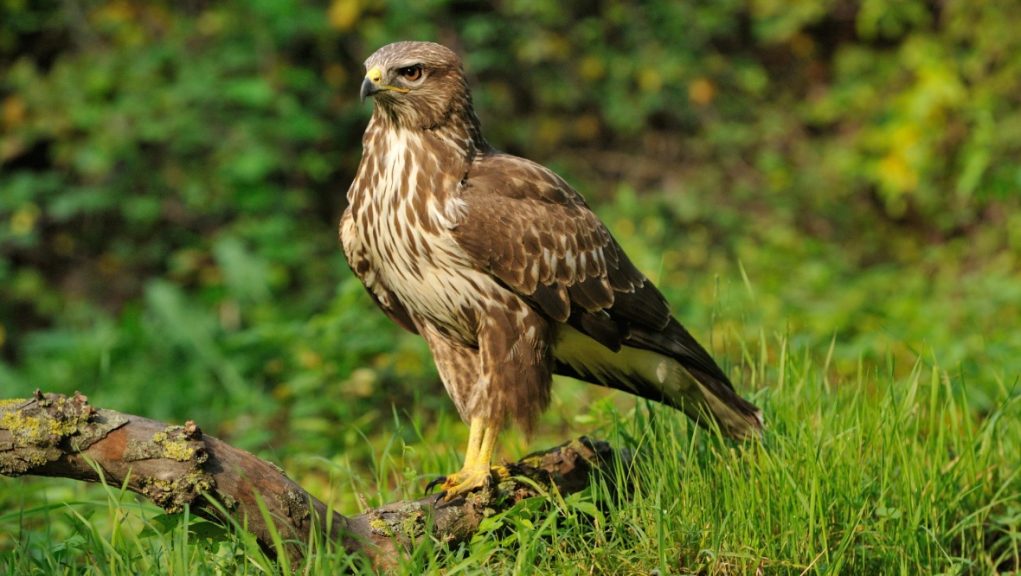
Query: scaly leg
437 417 507 500
461 417 484 469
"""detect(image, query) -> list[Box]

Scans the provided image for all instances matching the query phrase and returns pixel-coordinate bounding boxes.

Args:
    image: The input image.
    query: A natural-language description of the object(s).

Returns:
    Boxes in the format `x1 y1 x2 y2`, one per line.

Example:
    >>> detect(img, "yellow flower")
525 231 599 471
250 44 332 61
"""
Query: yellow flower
328 0 360 31
688 78 716 106
9 204 39 236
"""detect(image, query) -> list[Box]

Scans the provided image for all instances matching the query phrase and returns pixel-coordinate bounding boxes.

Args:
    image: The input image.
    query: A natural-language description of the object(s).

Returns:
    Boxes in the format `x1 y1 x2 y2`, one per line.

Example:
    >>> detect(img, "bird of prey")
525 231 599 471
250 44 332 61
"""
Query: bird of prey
342 41 762 499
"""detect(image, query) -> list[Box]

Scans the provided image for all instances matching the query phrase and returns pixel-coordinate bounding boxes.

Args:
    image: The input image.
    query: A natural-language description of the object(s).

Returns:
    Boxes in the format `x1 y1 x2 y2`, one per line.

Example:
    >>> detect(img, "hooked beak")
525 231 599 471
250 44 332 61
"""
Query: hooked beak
360 76 379 101
360 66 384 102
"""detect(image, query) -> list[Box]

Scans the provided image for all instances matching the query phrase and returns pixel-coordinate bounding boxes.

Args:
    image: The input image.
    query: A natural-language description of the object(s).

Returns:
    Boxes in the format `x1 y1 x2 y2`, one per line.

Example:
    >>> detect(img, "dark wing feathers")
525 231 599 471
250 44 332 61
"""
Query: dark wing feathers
529 283 570 322
627 320 733 389
453 154 721 370
567 276 613 311
573 309 624 352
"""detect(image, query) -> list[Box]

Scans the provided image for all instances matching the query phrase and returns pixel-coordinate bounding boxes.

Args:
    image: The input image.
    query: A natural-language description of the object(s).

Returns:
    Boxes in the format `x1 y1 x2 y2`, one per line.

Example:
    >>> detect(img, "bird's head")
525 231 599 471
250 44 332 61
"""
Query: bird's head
360 41 473 131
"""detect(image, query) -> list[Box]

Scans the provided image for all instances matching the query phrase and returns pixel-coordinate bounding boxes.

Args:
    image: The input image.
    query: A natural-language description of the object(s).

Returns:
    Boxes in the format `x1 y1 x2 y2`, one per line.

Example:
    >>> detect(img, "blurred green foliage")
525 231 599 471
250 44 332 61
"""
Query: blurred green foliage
1 0 1019 494
1 0 1020 571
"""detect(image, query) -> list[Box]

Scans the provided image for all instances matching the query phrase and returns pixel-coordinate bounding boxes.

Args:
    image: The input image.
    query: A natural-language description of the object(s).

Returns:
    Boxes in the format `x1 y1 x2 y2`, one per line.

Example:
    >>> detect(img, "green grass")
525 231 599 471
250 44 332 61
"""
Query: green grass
2 334 1018 574
2 192 1020 574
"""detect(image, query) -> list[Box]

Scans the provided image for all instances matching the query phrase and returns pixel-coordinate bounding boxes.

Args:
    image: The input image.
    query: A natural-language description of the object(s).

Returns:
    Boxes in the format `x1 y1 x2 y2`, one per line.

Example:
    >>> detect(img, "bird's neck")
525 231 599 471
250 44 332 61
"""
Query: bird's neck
440 94 488 156
369 92 490 166
431 107 489 169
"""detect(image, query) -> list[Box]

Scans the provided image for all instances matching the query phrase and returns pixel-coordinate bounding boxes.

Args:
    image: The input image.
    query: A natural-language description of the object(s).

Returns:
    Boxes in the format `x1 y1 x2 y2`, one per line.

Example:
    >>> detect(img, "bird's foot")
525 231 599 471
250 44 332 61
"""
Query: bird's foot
430 464 510 501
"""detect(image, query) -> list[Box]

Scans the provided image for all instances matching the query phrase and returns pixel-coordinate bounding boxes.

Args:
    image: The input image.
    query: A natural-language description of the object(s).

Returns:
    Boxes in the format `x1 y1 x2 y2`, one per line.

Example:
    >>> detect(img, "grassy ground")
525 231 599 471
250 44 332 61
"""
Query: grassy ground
2 346 1018 574
2 191 1020 574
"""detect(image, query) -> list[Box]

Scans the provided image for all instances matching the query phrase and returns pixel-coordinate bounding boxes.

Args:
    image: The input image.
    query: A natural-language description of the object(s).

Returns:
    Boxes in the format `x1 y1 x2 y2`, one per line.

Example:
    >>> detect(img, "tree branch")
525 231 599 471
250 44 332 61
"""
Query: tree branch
0 391 624 568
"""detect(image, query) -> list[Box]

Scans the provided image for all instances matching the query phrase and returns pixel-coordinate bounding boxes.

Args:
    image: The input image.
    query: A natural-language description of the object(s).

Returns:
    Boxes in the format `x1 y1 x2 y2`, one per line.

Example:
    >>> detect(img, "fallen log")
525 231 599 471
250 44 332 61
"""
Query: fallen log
0 391 624 567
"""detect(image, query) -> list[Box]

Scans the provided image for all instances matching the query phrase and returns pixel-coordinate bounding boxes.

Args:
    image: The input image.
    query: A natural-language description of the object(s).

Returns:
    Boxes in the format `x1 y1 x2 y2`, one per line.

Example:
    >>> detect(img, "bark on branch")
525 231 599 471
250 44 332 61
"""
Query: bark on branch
0 391 624 567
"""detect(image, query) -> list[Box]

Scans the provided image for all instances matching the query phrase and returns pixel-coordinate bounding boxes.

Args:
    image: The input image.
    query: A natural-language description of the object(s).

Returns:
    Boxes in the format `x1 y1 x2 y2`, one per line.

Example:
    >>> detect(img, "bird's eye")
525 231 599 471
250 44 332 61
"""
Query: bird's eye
397 64 423 82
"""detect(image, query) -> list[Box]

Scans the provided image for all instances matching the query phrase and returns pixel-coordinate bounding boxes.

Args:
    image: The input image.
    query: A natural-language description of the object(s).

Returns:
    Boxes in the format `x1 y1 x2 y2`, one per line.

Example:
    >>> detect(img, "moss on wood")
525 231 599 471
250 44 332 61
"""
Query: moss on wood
141 469 216 513
0 392 124 475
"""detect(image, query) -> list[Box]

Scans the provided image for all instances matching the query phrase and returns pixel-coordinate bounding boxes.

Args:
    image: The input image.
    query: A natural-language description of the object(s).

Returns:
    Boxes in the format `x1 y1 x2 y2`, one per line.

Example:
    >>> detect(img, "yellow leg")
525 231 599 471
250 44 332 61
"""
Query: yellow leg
476 423 498 470
438 417 505 500
461 417 485 469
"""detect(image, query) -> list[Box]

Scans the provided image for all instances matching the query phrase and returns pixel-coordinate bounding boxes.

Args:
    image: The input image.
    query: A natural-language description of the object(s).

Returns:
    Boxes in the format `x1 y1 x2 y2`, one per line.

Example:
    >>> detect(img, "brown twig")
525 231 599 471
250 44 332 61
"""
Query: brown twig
0 391 624 568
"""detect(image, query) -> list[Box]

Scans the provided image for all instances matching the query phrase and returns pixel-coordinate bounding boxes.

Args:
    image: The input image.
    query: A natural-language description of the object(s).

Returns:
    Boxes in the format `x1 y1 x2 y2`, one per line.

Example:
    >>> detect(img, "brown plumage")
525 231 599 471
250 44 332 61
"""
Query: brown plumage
342 41 762 498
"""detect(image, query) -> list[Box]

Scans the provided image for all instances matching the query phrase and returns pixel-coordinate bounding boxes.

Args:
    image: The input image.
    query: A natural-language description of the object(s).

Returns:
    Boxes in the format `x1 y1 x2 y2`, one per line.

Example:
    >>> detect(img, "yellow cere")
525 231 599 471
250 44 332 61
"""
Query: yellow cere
365 65 410 94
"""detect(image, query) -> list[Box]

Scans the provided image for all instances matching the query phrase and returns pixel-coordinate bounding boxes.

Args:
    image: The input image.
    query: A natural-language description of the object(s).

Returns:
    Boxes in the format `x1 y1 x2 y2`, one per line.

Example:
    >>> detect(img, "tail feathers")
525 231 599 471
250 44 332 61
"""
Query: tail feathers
687 368 763 440
553 325 762 441
625 319 762 440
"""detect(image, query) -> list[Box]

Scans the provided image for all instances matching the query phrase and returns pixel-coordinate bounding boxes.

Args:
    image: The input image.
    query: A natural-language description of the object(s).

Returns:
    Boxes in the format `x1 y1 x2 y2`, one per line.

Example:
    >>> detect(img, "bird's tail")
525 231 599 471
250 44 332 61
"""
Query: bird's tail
675 365 763 440
554 321 762 441
626 319 762 440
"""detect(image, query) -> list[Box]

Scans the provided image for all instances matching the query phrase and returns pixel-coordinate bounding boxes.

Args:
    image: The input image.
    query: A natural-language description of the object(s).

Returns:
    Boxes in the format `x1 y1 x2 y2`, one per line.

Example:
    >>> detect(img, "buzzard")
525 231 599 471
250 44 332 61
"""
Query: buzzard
342 41 762 499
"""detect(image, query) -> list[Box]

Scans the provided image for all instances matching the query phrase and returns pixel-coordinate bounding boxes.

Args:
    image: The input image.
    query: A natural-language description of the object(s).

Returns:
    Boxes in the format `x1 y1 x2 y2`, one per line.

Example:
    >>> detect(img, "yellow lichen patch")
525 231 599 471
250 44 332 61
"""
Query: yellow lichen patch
0 410 61 474
160 438 196 462
182 470 214 496
213 491 238 511
369 517 394 537
1 398 90 441
0 445 54 474
142 470 215 513
400 510 424 536
153 425 206 463
0 411 49 444
49 415 83 438
124 426 205 463
0 398 24 410
1 394 113 475
124 438 164 461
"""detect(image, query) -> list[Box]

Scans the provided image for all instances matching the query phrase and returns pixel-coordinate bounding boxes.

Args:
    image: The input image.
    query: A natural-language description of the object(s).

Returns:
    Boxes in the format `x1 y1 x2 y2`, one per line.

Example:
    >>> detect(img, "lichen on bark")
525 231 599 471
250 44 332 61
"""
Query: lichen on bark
141 470 216 513
3 393 624 567
125 423 206 464
0 391 125 475
281 488 311 523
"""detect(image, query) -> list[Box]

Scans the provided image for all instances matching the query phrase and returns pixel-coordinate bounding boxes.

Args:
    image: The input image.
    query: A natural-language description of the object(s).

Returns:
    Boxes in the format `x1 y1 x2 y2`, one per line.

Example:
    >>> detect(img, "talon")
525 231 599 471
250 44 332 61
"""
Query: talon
425 475 448 494
435 418 505 501
438 466 492 501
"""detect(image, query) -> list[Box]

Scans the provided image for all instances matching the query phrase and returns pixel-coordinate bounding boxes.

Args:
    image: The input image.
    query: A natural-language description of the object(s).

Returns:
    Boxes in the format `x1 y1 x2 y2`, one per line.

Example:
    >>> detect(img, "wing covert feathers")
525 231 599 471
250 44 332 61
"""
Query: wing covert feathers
453 152 761 440
452 153 670 333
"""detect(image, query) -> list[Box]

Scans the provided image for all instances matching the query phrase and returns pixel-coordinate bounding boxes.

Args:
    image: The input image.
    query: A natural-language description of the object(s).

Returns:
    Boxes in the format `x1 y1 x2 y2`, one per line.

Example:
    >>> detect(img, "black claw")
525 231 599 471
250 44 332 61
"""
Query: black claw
425 475 447 494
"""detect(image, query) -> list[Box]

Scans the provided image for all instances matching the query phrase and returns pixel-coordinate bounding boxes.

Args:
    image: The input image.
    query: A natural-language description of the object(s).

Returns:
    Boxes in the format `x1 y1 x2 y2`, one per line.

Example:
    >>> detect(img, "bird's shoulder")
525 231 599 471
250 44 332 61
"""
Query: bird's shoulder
459 152 582 207
450 152 668 338
451 153 610 297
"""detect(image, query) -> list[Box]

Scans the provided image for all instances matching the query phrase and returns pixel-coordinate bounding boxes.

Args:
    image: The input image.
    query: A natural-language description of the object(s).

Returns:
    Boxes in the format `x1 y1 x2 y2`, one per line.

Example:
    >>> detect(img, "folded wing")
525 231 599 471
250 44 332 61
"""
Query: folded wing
451 153 761 439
